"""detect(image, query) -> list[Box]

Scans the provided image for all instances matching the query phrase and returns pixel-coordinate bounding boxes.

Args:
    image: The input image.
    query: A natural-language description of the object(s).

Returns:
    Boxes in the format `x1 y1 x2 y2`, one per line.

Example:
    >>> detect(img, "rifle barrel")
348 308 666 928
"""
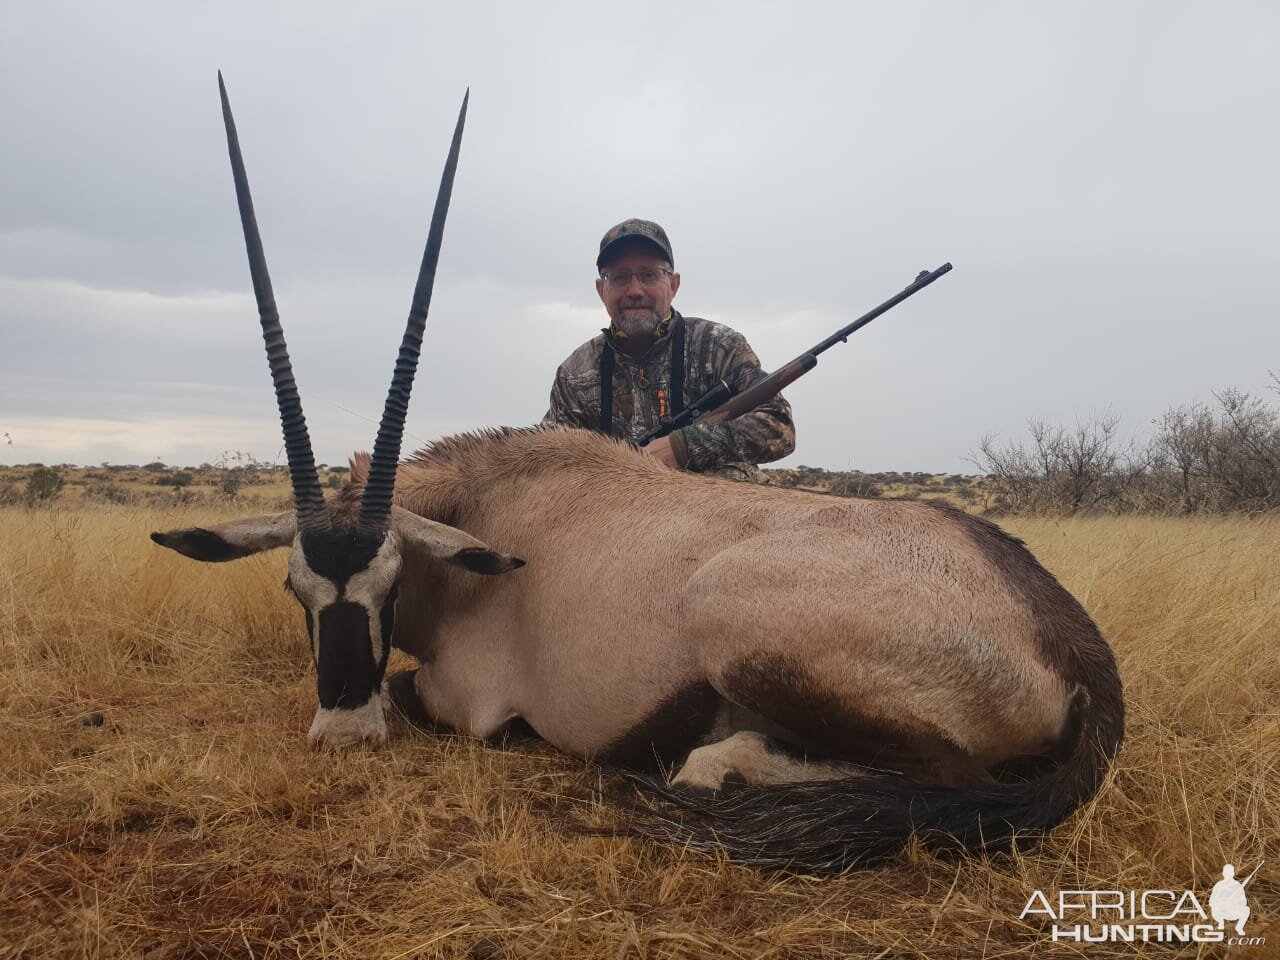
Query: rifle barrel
698 262 952 427
633 261 953 446
808 262 952 359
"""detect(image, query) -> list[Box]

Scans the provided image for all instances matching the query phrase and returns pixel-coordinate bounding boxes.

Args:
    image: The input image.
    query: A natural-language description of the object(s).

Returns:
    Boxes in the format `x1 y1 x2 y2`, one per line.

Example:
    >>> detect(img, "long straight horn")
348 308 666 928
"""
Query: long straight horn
218 72 327 530
359 90 469 533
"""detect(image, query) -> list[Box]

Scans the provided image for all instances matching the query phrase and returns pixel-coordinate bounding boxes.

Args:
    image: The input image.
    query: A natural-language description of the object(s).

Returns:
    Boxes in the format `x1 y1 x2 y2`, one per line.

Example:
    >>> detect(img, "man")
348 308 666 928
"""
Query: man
542 219 795 480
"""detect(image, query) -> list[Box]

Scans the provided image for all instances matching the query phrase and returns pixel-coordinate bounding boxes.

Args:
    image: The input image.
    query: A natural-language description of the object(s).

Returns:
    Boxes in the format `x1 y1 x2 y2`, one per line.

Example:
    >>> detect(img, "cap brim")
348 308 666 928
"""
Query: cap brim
596 235 671 270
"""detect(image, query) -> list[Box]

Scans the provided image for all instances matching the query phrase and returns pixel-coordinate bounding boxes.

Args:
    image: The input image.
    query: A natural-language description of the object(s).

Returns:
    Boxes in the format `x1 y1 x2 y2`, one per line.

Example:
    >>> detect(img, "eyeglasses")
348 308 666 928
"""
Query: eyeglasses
599 267 672 289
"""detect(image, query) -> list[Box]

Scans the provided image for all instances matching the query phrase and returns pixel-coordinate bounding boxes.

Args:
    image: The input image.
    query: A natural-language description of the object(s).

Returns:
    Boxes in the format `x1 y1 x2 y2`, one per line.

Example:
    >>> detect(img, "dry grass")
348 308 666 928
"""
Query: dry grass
1 504 1276 958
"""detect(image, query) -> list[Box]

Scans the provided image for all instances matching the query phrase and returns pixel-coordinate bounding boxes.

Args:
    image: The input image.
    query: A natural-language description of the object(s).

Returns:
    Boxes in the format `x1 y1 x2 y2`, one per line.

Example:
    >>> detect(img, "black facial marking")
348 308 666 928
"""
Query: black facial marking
316 601 378 709
596 682 723 772
298 528 387 586
304 608 316 661
378 582 399 674
295 529 399 710
151 528 252 562
450 547 525 575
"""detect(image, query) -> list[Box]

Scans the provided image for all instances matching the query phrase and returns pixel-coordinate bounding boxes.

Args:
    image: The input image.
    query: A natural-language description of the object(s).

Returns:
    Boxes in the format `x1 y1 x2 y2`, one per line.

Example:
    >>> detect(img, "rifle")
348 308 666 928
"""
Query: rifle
636 262 953 446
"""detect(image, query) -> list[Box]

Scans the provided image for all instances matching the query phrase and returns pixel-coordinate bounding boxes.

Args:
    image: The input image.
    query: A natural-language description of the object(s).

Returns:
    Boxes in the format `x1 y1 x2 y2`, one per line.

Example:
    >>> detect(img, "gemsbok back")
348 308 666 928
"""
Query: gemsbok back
152 76 1124 872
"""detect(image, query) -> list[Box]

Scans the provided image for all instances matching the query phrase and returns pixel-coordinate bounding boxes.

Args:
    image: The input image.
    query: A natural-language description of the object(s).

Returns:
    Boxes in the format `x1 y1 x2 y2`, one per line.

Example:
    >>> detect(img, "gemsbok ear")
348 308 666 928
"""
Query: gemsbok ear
151 512 297 563
391 506 524 575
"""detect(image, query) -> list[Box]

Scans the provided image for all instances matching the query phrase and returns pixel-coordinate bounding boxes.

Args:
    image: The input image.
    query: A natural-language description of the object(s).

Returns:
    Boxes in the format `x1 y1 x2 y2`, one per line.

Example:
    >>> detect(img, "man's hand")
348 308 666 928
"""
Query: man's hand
642 435 680 468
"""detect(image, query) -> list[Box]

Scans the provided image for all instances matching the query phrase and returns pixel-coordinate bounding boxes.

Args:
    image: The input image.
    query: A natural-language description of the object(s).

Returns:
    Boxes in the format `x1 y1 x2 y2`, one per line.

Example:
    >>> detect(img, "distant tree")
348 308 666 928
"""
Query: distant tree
1150 403 1215 512
974 386 1280 516
1148 390 1280 512
26 466 63 503
143 462 167 472
973 410 1136 514
1204 389 1279 507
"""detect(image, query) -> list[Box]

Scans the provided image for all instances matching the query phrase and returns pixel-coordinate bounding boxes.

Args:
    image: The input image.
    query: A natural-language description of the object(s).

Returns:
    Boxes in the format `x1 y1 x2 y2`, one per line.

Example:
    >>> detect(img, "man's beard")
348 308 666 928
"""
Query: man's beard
612 300 663 338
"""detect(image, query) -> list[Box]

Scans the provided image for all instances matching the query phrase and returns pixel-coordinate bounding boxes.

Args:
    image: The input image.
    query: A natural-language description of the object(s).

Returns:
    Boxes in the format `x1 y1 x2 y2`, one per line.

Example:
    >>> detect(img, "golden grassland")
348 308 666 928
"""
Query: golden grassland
1 502 1276 959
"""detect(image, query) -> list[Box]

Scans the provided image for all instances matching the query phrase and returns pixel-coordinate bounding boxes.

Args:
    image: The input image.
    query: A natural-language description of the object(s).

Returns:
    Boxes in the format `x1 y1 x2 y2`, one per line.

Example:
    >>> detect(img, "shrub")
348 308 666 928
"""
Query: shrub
1149 389 1280 513
827 475 882 498
218 466 260 498
25 467 63 503
973 411 1137 515
972 388 1280 515
155 472 194 488
84 482 134 505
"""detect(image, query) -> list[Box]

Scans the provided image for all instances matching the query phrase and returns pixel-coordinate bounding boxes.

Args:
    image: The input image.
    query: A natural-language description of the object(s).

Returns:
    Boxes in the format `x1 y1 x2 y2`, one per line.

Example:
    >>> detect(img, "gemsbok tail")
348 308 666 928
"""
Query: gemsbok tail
631 659 1123 874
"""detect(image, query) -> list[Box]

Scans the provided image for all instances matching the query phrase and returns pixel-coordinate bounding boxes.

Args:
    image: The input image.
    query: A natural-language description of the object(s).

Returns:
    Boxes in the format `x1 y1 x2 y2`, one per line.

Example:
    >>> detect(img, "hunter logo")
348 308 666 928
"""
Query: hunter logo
1021 862 1266 947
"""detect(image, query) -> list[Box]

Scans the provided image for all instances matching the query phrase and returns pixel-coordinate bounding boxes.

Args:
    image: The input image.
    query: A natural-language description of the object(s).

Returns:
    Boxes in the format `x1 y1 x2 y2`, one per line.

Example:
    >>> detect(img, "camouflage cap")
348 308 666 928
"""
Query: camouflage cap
596 218 674 270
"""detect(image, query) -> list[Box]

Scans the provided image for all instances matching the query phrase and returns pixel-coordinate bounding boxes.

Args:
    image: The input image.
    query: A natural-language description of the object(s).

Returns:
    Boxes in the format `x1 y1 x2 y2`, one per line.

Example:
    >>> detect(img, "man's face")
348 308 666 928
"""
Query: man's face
596 243 681 339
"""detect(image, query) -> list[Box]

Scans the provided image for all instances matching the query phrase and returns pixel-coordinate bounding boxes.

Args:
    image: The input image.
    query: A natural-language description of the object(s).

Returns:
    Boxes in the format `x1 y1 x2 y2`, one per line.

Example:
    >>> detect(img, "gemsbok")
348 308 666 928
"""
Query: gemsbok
152 76 1124 872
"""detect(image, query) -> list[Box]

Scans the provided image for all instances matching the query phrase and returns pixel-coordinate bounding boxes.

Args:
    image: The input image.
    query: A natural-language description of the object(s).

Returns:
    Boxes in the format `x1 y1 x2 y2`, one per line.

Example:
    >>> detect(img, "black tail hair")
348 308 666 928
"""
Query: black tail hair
628 684 1122 874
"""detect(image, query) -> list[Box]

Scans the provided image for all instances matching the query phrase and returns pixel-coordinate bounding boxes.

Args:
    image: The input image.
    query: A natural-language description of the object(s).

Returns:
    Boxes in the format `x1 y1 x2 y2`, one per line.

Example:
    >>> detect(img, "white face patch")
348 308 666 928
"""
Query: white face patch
344 532 402 665
287 539 340 610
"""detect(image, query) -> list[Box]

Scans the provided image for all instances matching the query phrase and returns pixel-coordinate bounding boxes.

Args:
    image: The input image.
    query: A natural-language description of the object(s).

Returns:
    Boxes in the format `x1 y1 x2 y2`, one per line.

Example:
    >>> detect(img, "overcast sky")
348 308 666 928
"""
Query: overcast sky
2 2 1276 472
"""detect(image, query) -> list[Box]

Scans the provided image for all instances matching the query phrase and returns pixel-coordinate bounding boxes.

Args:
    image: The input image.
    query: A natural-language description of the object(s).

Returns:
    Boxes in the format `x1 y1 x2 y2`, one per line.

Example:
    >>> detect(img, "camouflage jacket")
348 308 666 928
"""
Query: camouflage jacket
541 311 795 471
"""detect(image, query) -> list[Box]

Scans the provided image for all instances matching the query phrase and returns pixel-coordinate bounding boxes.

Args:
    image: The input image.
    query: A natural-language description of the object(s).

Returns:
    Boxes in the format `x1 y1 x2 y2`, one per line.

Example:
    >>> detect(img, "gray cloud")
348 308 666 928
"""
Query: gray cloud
2 1 1277 470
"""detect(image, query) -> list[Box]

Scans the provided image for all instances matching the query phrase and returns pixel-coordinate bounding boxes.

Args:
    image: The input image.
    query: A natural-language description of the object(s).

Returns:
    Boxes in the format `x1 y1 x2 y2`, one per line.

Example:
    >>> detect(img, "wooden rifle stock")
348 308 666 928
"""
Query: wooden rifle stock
697 354 817 425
